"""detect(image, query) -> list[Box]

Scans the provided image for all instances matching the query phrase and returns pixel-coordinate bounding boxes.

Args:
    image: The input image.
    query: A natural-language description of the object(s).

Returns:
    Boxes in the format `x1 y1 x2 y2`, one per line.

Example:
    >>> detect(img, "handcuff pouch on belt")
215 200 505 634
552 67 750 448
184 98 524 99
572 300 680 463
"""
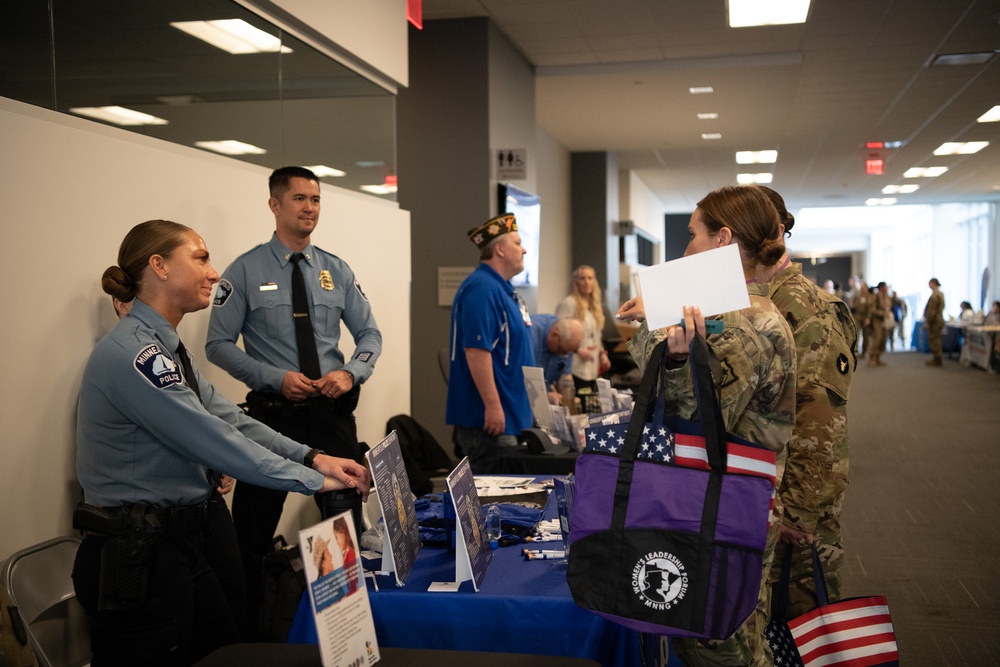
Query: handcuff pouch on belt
73 501 206 611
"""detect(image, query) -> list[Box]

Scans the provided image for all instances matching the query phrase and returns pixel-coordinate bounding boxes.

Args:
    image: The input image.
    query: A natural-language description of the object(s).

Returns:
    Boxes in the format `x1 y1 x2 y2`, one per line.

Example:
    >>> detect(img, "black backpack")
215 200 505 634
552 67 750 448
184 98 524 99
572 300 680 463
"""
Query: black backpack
259 535 306 642
385 414 453 497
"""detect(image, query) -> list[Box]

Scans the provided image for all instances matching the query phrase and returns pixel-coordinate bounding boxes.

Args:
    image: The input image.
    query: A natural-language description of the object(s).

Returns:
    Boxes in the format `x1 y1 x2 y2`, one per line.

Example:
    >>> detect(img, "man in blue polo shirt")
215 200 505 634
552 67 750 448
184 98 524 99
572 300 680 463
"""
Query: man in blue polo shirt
530 315 583 391
446 214 534 474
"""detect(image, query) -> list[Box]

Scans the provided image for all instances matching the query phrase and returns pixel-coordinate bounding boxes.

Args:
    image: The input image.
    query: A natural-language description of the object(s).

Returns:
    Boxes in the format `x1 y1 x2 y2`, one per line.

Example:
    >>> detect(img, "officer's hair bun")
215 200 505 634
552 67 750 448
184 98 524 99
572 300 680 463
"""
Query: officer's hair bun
102 265 135 302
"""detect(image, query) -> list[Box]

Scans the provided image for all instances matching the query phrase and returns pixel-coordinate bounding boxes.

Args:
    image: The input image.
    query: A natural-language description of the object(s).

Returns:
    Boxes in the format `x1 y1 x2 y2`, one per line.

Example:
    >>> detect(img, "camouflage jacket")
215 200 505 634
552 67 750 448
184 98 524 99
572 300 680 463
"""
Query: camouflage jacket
766 263 857 532
627 285 796 485
924 289 944 325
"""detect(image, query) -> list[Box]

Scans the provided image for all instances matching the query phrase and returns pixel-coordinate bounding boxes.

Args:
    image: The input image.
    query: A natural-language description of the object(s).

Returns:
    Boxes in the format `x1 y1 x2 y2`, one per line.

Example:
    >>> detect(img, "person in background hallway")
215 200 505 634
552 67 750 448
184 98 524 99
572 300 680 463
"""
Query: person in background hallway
74 219 369 666
959 300 976 324
866 282 892 367
822 279 835 294
556 265 612 407
924 278 945 366
985 301 1000 325
850 278 871 358
760 186 857 620
446 213 534 474
206 166 382 638
619 184 796 667
891 291 907 350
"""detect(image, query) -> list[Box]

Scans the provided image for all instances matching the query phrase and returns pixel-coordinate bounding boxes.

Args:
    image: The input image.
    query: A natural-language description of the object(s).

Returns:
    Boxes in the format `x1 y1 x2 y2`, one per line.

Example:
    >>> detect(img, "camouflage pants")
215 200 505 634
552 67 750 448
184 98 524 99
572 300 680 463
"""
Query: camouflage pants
672 515 782 667
768 495 844 619
927 322 943 360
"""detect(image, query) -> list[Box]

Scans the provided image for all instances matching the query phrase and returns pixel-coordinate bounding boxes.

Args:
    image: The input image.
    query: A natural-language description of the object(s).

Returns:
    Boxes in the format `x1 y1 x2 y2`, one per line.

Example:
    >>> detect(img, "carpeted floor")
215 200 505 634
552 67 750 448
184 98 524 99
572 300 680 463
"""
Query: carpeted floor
841 348 1000 665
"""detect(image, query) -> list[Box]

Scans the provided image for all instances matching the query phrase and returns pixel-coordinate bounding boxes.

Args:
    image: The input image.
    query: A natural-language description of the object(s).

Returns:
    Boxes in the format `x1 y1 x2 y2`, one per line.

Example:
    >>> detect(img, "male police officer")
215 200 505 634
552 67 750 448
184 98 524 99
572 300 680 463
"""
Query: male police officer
206 166 381 637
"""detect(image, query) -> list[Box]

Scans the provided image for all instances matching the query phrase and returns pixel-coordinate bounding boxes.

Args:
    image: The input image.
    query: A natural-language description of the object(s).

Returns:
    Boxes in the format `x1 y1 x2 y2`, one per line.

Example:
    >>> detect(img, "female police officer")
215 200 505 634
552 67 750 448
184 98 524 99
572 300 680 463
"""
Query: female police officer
73 219 369 666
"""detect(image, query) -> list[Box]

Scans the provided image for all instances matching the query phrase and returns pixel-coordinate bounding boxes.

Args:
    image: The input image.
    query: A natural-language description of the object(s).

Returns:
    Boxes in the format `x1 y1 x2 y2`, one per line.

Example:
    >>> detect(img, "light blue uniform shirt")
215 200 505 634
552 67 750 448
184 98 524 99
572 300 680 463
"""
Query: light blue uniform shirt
529 313 574 388
76 299 324 508
206 234 382 393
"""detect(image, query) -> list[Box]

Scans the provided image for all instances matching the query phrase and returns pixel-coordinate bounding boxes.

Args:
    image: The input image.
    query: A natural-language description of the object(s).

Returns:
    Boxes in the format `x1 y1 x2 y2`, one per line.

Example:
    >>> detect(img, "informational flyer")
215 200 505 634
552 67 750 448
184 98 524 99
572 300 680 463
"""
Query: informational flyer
300 512 380 667
446 457 493 591
637 244 750 330
365 430 421 586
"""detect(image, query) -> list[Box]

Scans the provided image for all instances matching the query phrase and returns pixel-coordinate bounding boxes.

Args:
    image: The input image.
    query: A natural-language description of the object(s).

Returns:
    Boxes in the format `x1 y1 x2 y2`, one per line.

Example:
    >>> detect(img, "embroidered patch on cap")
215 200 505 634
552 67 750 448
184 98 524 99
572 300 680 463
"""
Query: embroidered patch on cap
134 344 183 389
356 351 372 363
354 279 369 302
213 279 233 307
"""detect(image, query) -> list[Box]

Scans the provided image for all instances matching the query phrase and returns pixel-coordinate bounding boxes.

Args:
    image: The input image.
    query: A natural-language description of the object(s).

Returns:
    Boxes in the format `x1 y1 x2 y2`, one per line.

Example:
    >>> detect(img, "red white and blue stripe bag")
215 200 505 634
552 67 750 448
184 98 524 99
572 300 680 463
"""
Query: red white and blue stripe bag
767 544 899 667
567 336 777 638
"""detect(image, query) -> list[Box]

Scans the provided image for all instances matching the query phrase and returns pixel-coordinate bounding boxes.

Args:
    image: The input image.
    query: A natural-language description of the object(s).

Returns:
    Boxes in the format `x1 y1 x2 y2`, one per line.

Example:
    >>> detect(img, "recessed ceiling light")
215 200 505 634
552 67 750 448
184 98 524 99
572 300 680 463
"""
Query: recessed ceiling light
194 140 266 155
933 141 989 155
736 150 778 164
904 166 948 178
930 52 994 66
306 165 346 178
865 198 897 206
360 184 397 195
882 184 919 194
728 0 811 27
737 173 773 184
689 86 714 94
701 133 722 140
697 113 719 120
977 105 1000 123
171 19 292 54
69 106 168 126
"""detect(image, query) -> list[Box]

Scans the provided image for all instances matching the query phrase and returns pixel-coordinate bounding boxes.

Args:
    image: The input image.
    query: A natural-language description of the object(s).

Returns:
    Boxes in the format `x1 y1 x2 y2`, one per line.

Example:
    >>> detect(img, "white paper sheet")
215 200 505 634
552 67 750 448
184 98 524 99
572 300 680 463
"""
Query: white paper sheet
637 244 750 330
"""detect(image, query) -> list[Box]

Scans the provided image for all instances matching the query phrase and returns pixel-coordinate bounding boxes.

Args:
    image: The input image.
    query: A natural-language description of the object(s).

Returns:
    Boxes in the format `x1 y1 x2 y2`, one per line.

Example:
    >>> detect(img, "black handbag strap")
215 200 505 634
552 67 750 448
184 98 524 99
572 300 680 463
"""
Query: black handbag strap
772 543 831 622
688 334 728 470
810 544 830 607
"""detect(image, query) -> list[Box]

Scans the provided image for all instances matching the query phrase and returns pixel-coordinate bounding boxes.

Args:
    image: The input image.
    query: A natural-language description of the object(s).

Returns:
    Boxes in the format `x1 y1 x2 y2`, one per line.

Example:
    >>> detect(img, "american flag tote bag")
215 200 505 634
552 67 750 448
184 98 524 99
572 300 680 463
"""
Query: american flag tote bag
567 336 776 639
767 545 899 667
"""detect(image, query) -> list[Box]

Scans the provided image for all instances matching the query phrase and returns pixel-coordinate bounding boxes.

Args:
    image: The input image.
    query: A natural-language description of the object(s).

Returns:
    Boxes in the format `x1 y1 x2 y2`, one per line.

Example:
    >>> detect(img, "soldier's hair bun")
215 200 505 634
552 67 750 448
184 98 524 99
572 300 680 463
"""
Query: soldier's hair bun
102 265 135 302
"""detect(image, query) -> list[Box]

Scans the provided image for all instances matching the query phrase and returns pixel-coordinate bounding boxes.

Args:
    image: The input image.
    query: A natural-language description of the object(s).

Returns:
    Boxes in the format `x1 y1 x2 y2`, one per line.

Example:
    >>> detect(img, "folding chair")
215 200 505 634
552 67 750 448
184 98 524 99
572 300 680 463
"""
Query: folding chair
2 536 91 667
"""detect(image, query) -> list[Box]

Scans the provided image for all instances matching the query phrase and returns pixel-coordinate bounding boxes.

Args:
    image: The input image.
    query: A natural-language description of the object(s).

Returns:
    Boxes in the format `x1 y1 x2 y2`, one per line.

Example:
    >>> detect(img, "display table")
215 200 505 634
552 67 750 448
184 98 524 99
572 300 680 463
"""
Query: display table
287 486 650 667
959 325 1000 373
910 320 962 356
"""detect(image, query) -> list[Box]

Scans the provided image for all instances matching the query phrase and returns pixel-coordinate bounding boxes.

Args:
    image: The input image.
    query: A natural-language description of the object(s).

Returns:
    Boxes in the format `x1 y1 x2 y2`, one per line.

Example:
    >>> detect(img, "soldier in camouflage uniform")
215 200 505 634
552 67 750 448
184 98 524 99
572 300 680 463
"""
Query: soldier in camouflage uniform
866 282 892 367
924 278 945 366
759 187 858 620
619 184 796 667
852 282 873 359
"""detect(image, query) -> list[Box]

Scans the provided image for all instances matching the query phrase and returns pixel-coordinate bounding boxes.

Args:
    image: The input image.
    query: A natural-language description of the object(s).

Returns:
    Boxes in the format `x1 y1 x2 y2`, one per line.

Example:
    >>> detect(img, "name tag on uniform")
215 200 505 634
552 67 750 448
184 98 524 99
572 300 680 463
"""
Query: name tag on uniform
259 282 278 291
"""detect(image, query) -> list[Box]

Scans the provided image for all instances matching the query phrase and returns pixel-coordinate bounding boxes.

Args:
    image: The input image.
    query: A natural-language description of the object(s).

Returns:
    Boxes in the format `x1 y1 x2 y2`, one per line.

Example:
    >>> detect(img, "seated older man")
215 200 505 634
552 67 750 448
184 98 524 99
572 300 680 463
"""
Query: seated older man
530 315 584 400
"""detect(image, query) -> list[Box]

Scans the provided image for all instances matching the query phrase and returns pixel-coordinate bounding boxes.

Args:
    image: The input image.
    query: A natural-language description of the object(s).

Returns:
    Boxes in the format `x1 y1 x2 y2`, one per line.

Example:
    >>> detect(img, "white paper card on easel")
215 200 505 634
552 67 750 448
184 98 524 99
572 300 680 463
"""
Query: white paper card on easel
445 457 492 591
637 244 750 331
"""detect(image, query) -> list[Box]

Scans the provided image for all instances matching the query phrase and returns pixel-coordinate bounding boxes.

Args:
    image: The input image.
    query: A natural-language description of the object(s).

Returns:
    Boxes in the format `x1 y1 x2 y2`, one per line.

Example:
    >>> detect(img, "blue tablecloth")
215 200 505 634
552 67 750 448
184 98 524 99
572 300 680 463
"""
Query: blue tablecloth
287 487 652 667
911 320 962 355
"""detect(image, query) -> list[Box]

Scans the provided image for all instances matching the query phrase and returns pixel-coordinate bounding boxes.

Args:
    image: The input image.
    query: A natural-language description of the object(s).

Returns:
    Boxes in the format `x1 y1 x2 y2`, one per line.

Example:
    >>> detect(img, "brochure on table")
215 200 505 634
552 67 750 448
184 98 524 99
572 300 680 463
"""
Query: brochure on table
637 244 750 330
364 430 421 586
300 512 379 667
523 365 573 446
444 457 493 591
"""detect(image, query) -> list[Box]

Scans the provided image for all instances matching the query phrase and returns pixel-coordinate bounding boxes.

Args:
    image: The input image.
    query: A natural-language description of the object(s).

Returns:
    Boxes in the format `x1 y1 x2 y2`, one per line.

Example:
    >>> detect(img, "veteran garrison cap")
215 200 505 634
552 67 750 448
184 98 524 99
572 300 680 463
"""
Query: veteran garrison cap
468 213 517 249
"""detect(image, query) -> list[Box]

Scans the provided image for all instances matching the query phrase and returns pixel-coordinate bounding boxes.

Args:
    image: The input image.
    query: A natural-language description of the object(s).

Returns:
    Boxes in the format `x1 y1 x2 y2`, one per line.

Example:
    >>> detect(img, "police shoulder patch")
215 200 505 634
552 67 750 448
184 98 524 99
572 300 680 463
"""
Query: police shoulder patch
213 279 233 307
354 279 369 302
134 344 183 389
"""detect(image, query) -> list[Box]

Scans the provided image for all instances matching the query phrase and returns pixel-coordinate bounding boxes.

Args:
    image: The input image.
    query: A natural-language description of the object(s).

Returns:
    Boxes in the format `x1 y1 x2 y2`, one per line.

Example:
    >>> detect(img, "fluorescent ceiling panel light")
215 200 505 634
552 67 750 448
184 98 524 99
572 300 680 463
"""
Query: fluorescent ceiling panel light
933 141 989 155
360 184 397 195
194 140 266 155
697 113 719 120
306 165 346 178
689 86 714 94
69 106 168 126
728 0 811 27
701 133 722 140
171 19 292 54
904 166 948 178
355 160 386 168
737 173 773 184
865 197 897 206
736 150 778 164
930 52 994 66
977 105 1000 123
882 184 919 194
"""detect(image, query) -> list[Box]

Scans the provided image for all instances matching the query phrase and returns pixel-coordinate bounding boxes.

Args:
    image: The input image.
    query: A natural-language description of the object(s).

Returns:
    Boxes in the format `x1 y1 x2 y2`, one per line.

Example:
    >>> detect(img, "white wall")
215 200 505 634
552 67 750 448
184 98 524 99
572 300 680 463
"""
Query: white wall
0 97 411 561
535 127 573 313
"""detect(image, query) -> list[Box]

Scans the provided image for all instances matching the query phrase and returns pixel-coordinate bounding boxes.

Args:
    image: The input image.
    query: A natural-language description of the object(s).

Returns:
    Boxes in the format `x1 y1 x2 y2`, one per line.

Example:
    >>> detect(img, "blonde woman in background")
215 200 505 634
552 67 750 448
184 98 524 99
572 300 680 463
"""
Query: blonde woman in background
556 265 611 402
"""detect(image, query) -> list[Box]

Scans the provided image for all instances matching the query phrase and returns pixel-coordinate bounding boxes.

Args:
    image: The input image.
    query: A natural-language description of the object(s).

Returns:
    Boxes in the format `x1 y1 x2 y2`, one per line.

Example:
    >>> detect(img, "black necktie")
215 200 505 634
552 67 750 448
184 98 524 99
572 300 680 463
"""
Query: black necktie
290 253 322 380
177 340 219 488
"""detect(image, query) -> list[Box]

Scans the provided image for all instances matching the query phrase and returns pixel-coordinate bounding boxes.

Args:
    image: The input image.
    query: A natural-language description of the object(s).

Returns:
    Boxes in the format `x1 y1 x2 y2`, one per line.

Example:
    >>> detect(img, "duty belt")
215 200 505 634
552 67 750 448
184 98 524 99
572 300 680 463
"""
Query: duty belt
73 500 209 538
246 387 359 417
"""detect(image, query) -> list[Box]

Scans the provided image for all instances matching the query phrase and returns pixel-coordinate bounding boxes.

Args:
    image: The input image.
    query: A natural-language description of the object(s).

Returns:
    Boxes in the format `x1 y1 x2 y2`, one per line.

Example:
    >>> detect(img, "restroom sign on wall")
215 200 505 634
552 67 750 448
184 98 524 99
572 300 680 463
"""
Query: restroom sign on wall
495 148 527 180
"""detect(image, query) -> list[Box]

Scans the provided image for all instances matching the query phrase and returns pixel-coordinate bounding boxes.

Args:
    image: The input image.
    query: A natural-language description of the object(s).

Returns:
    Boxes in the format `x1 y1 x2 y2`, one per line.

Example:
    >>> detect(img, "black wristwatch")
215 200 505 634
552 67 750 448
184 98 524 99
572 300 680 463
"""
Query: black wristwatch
303 448 322 469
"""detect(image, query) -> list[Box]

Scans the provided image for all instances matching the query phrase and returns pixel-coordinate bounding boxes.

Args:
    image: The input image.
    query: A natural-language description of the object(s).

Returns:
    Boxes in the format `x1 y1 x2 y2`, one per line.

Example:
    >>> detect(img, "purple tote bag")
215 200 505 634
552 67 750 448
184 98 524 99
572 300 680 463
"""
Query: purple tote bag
567 335 775 639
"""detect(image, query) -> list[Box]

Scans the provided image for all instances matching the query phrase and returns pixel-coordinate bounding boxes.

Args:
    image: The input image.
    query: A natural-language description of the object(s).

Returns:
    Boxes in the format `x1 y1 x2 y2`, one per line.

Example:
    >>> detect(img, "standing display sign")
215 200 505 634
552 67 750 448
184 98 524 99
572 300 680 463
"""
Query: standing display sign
445 457 493 590
300 512 380 667
365 430 422 586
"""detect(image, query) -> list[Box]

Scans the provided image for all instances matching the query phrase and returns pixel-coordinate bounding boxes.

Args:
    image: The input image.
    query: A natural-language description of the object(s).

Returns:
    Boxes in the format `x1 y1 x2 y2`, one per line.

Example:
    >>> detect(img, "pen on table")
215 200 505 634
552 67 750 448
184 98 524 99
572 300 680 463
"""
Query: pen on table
522 549 565 560
524 534 561 542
